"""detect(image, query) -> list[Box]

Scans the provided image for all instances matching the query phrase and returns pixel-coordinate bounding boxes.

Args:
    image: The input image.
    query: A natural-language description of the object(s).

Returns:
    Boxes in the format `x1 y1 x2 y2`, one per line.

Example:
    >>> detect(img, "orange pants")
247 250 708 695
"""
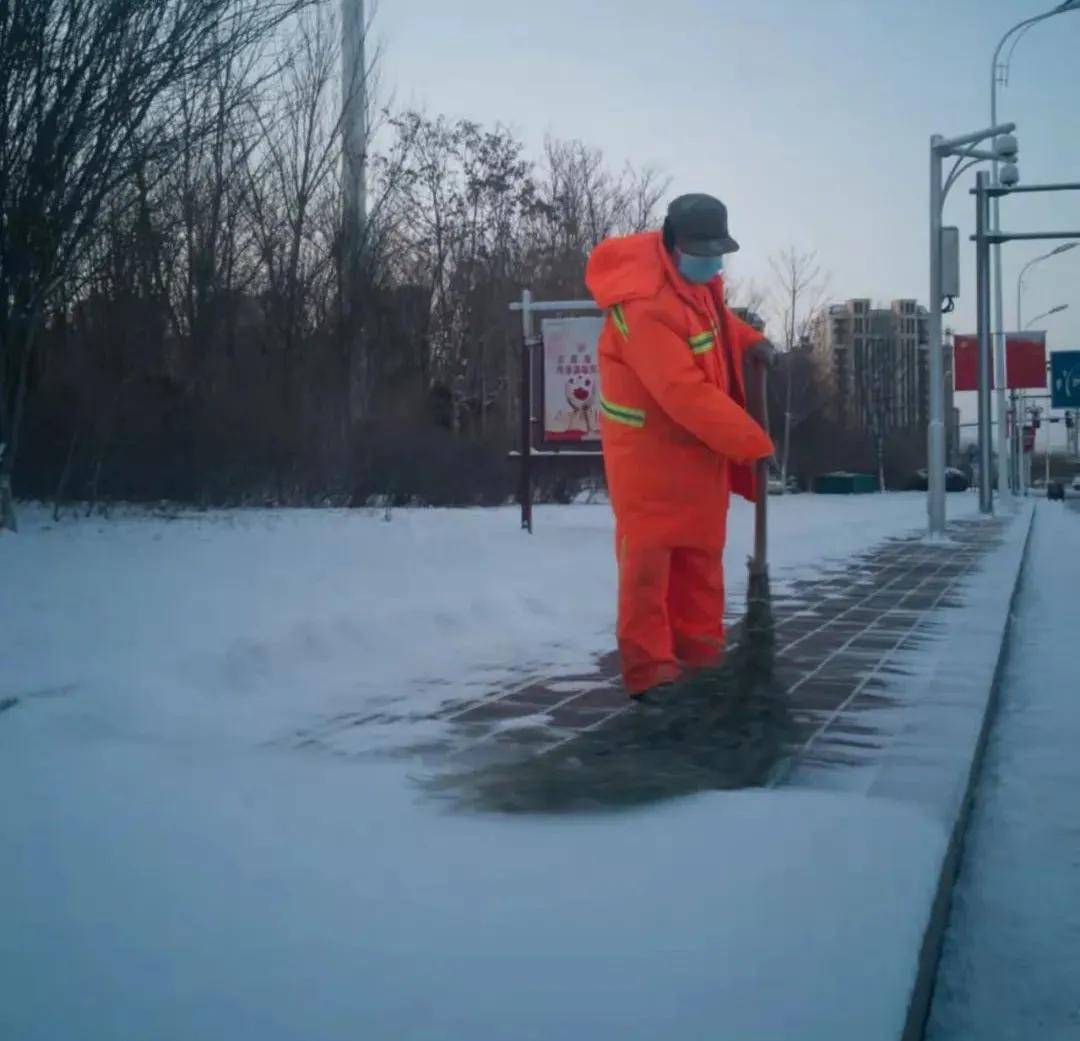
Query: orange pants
616 539 726 695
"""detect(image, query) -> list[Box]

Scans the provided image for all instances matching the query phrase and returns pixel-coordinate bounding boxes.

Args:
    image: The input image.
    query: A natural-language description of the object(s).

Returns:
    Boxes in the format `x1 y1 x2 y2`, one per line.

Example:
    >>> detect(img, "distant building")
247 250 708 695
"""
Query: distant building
812 298 955 454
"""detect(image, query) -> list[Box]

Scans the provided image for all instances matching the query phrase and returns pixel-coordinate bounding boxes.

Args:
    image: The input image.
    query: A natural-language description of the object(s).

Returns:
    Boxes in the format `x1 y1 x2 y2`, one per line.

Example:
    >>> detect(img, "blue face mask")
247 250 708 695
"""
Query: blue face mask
676 250 724 284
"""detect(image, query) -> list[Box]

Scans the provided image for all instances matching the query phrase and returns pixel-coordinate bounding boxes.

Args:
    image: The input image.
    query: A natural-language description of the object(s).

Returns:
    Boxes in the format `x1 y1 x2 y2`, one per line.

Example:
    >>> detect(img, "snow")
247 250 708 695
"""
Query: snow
926 501 1080 1041
1 493 980 750
0 737 950 1041
0 493 987 1040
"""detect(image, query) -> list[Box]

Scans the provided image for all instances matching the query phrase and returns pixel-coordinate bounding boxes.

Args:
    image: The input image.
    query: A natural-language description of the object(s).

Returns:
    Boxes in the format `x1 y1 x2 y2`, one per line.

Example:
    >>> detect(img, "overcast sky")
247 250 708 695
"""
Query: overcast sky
373 0 1080 428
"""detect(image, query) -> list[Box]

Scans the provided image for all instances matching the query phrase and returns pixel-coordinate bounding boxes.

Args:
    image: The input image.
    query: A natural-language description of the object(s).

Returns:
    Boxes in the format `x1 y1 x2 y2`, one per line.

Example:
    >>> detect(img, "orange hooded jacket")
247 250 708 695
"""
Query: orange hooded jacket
585 231 774 549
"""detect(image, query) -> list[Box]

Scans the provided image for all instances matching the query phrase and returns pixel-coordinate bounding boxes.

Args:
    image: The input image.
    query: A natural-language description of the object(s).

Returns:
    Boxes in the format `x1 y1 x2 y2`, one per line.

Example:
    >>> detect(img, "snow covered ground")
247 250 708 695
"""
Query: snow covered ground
1 492 981 748
927 501 1080 1041
0 492 991 1040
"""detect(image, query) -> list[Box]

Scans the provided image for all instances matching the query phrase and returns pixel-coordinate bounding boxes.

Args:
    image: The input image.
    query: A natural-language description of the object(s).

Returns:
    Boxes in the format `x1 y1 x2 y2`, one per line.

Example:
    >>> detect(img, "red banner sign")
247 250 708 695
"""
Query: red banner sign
953 336 987 392
1007 333 1048 389
953 332 1047 392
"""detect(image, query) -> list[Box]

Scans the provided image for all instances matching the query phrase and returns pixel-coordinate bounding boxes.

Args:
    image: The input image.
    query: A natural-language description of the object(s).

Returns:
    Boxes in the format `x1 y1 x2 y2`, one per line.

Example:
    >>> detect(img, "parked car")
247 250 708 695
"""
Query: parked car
906 468 970 492
1047 481 1065 501
766 474 800 495
1072 475 1080 492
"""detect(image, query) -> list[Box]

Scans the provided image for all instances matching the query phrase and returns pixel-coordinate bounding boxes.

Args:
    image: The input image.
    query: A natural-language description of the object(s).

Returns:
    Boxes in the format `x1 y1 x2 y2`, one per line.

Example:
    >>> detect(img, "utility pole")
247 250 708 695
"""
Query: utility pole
975 172 995 514
928 123 1016 532
342 0 367 252
342 0 368 420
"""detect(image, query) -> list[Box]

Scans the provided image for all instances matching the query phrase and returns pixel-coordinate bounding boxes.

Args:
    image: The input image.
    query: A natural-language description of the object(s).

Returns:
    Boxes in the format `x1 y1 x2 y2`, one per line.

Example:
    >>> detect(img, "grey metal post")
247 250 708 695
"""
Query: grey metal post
1009 391 1019 492
975 172 994 514
342 0 367 246
927 136 947 534
341 0 368 416
519 289 534 532
991 205 1010 500
990 101 1009 504
743 355 769 574
1021 393 1029 496
1045 409 1052 487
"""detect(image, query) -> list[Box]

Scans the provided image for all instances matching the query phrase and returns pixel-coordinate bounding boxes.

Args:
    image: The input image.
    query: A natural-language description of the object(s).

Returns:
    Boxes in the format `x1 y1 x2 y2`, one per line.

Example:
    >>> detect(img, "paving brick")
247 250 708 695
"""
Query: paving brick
303 515 1012 785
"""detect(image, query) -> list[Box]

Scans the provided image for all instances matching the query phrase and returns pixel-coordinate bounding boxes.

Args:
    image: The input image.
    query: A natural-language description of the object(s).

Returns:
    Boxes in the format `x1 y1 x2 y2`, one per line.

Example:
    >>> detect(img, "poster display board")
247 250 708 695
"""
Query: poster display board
541 316 604 444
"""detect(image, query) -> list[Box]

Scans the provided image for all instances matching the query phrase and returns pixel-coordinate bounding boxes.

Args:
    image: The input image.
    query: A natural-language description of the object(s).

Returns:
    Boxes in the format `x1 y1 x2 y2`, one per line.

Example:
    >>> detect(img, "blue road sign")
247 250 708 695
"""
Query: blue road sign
1050 351 1080 409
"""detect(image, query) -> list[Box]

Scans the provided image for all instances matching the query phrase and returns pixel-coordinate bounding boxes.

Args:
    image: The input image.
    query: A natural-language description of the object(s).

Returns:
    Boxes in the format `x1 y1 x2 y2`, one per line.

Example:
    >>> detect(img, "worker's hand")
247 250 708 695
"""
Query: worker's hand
747 338 778 369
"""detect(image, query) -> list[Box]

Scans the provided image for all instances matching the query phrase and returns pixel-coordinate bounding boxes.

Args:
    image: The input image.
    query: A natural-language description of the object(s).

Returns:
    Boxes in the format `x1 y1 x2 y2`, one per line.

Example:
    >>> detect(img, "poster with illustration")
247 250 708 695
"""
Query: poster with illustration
542 316 603 443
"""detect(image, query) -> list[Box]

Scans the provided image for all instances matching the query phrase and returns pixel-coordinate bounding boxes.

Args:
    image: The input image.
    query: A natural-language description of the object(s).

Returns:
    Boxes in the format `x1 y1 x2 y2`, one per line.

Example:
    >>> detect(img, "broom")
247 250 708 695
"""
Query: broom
737 349 775 685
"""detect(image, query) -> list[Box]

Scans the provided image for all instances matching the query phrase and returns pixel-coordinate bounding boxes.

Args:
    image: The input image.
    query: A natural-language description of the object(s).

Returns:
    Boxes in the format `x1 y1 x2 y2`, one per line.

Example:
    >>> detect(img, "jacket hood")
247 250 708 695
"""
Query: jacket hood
586 230 725 310
585 231 669 309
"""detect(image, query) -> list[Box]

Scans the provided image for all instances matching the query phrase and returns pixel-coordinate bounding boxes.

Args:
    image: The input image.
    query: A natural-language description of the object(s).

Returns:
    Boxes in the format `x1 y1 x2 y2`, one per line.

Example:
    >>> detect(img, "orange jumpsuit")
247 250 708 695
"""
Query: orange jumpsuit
584 231 774 695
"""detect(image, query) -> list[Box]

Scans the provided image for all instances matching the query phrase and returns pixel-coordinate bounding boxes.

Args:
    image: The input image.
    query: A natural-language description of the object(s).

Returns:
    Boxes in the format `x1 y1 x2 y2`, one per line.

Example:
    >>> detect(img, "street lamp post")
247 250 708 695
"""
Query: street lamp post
975 173 995 514
928 123 1016 533
991 1 1080 503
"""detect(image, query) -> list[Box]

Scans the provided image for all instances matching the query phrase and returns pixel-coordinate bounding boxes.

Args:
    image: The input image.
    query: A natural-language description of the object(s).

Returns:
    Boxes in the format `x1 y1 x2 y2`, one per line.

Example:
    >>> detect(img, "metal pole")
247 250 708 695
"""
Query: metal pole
342 0 367 247
1016 265 1025 331
519 289 534 533
976 172 995 514
341 0 368 418
990 76 1010 504
1019 393 1027 495
1045 415 1052 487
745 359 769 575
927 137 947 534
1014 267 1023 497
1009 391 1019 491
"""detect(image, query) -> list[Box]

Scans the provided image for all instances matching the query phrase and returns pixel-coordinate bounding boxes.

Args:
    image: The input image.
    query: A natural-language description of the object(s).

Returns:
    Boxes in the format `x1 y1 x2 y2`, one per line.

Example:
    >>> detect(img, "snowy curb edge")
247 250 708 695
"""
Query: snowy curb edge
899 505 1037 1041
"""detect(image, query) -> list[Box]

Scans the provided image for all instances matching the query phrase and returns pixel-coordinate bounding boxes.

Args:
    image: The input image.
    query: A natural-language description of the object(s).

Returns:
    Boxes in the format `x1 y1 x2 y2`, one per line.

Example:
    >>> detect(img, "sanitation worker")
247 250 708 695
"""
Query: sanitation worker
585 193 775 701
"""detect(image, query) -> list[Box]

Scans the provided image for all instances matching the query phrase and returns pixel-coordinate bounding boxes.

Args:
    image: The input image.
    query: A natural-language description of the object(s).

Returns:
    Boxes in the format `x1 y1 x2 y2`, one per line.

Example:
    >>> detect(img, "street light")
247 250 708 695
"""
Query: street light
990 1 1080 503
1016 244 1077 328
929 123 1016 532
1025 303 1069 329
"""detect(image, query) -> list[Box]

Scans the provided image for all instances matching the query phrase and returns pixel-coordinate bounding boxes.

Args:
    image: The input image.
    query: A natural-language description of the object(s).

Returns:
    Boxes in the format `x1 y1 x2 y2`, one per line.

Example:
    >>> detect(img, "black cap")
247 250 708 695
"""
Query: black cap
665 193 739 256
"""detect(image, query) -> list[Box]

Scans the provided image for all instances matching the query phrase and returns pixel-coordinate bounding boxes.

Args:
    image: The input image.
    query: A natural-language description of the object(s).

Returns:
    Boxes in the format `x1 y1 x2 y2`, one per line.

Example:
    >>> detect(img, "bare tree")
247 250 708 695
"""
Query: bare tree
243 7 351 496
526 139 666 297
725 278 768 323
768 247 828 490
0 0 314 530
13 75 670 511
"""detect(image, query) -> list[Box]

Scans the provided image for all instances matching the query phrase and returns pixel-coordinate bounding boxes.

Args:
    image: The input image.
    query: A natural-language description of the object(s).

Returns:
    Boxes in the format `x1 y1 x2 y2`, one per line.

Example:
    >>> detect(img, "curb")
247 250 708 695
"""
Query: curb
900 504 1038 1041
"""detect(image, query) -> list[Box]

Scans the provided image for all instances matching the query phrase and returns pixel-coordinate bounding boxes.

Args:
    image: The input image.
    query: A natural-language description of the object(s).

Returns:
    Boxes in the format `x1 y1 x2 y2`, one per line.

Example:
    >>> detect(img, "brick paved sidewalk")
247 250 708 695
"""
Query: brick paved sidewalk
295 513 1010 797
